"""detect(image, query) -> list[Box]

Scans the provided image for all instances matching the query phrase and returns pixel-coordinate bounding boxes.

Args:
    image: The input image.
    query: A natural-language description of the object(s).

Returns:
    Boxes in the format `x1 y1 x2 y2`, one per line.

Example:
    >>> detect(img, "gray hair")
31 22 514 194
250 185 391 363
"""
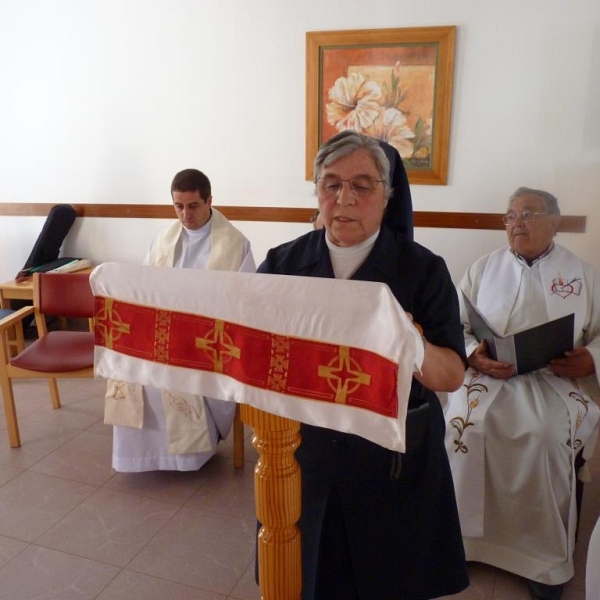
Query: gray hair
509 186 560 215
313 131 393 200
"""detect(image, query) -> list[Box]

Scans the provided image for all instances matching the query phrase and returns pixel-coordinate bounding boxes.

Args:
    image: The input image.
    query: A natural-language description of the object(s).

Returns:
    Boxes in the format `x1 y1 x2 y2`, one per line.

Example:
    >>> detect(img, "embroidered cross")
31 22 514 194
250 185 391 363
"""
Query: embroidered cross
318 346 371 403
195 319 241 373
96 298 131 349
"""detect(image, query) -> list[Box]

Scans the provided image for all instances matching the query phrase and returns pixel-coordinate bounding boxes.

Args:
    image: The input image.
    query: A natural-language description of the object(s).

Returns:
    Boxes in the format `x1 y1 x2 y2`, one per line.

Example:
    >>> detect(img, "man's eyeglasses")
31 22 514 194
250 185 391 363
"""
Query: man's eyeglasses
501 211 550 226
315 175 384 198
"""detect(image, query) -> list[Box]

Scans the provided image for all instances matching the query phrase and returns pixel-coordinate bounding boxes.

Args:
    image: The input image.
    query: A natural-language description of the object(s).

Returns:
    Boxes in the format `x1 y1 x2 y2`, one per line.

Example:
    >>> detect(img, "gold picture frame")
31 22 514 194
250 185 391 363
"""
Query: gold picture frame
306 26 456 184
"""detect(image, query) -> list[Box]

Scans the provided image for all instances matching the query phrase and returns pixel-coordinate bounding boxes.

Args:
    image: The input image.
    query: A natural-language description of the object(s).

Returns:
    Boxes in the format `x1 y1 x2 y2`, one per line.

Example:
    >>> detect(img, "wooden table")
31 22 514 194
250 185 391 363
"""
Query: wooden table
0 278 36 308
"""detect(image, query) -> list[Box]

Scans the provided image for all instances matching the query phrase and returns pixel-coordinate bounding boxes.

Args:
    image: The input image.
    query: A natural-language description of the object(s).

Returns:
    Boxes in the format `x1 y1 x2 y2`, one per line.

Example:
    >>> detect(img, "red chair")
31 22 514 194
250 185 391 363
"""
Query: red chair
0 308 25 359
0 272 94 448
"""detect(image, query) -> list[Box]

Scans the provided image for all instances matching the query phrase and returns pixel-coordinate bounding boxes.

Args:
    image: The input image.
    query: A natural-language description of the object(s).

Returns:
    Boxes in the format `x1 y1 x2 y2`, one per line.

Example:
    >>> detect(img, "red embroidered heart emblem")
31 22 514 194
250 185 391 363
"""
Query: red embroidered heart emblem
551 278 582 298
552 283 573 298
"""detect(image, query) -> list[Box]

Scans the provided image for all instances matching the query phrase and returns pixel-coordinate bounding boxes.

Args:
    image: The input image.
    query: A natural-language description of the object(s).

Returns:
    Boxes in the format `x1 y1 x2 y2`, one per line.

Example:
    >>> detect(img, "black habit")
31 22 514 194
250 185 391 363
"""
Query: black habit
257 226 469 600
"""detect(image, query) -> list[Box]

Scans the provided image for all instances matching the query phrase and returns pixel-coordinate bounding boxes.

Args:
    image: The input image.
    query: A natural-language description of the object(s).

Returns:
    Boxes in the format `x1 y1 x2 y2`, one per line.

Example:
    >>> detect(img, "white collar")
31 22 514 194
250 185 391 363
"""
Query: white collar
325 229 380 255
183 214 212 238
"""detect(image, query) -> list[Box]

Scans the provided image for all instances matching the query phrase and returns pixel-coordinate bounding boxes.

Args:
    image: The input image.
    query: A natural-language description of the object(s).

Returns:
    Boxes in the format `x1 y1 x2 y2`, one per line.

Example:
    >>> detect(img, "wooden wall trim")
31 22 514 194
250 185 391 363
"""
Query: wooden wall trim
0 203 586 233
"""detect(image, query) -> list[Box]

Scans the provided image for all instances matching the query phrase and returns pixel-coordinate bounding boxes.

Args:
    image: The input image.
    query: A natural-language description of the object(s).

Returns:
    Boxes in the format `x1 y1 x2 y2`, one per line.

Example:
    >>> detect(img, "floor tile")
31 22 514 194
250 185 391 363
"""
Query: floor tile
0 378 597 600
104 469 204 506
29 431 115 486
22 396 104 430
55 377 109 401
218 424 258 465
87 421 114 437
0 545 118 600
0 470 96 542
36 487 179 567
0 535 27 569
186 457 256 521
492 570 530 600
229 562 261 600
563 582 588 600
12 391 56 419
128 506 254 595
0 420 82 469
96 569 226 600
0 464 23 486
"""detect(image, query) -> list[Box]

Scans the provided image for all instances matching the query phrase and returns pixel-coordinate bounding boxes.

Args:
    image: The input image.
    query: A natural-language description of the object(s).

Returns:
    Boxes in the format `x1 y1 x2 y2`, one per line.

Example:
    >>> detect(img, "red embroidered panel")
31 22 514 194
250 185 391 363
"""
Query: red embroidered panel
95 296 399 417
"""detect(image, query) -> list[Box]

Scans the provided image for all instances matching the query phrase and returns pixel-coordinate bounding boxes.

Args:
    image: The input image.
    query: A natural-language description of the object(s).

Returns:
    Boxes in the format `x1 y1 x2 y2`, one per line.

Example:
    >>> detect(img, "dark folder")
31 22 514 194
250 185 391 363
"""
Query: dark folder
463 292 574 375
15 257 83 282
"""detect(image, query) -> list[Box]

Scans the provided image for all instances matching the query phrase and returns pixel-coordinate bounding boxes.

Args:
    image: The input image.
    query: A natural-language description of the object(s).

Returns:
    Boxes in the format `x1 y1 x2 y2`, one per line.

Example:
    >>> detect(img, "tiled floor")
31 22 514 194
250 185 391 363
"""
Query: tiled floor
0 377 597 599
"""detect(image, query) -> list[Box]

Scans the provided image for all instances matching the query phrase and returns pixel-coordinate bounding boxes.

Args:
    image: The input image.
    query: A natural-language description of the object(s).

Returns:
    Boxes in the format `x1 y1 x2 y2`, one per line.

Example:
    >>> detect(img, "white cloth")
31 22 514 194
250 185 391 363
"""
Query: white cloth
92 263 425 453
444 244 600 585
587 516 600 600
109 212 255 471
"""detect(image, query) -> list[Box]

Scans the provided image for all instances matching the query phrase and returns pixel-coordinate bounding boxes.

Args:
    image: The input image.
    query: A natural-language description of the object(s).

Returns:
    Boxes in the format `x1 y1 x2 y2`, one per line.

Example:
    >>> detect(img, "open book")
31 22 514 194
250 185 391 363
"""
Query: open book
462 291 574 375
16 258 92 281
46 258 92 274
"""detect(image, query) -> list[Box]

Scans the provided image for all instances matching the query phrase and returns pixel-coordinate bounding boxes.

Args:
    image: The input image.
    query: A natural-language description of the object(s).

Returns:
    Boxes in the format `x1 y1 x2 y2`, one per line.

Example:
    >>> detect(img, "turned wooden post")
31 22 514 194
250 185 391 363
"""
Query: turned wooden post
240 404 302 600
232 404 245 468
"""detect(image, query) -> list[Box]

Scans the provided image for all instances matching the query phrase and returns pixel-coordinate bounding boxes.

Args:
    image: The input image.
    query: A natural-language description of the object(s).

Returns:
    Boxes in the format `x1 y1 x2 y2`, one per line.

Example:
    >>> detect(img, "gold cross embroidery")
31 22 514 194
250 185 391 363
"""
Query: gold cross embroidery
318 346 371 403
267 335 290 392
195 319 241 373
96 298 131 349
112 380 128 400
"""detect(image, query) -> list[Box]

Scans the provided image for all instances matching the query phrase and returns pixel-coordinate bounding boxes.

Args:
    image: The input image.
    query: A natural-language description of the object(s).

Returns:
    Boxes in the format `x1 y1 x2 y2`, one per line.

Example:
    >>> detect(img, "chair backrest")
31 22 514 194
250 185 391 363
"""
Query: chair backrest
33 273 94 319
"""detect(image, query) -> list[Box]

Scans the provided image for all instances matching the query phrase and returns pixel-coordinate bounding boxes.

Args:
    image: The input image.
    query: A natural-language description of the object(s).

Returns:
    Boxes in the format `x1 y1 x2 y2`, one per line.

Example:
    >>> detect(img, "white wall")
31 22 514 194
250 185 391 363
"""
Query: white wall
1 0 598 282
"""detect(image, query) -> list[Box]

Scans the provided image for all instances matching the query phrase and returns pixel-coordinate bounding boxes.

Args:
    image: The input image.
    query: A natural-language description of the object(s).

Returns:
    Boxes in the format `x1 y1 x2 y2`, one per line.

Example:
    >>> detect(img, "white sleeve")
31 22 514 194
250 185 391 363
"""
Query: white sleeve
142 239 155 266
238 239 256 273
458 261 485 358
581 263 600 383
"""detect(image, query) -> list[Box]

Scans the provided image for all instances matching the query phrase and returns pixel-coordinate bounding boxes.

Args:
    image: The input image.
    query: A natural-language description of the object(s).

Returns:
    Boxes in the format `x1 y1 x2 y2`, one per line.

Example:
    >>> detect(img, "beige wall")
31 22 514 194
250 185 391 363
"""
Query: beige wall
0 0 598 282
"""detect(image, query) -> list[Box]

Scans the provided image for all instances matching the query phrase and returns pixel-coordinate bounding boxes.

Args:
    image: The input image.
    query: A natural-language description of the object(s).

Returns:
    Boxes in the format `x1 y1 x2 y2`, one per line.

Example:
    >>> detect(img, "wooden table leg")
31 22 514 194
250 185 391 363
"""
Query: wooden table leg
240 404 302 600
233 404 245 468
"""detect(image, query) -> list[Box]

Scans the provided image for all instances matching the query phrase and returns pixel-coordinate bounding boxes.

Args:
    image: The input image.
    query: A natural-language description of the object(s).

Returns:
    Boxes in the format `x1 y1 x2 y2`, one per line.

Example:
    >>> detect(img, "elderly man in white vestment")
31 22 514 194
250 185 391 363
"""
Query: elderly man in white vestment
106 169 255 471
444 187 600 600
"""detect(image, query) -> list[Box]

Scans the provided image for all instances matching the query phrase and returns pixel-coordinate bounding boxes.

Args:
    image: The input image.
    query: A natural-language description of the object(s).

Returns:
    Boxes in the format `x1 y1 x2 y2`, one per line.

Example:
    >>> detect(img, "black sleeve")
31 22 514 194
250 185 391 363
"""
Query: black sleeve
413 254 467 365
257 249 277 275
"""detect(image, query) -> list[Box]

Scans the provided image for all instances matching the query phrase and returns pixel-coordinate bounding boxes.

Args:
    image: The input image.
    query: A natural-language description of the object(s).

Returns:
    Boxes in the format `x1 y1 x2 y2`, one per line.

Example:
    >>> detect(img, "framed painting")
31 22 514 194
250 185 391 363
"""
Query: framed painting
306 26 456 184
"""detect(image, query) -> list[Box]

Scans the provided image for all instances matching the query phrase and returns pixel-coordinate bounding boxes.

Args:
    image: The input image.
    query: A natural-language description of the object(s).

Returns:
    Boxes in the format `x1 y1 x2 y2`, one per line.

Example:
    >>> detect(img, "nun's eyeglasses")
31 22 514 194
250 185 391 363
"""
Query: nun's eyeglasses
315 176 384 198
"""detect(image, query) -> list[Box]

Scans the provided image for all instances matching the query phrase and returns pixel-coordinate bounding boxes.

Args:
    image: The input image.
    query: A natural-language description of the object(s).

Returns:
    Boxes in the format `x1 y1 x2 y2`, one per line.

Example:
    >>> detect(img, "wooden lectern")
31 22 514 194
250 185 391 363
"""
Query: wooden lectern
91 263 417 600
241 405 302 600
